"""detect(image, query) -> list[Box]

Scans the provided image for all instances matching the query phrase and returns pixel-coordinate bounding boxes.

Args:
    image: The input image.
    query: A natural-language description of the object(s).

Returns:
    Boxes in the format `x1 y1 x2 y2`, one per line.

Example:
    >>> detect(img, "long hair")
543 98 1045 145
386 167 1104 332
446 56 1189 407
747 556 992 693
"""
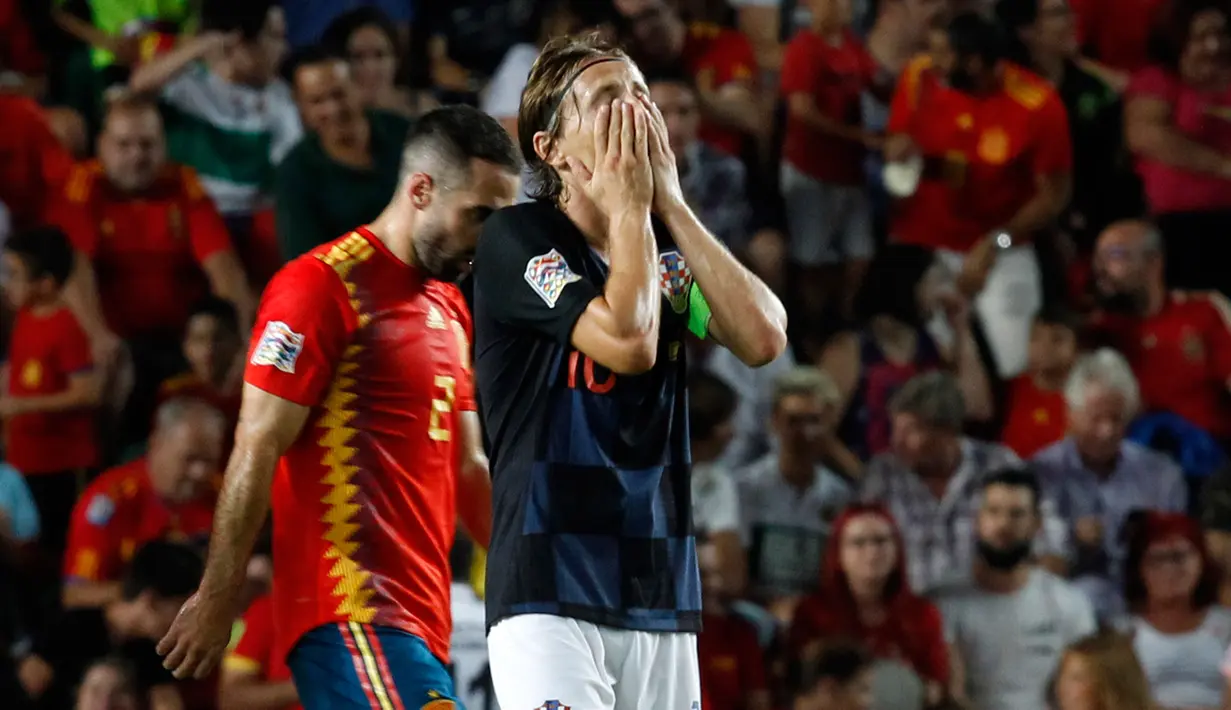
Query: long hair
1147 0 1231 71
1122 510 1220 612
1048 631 1153 710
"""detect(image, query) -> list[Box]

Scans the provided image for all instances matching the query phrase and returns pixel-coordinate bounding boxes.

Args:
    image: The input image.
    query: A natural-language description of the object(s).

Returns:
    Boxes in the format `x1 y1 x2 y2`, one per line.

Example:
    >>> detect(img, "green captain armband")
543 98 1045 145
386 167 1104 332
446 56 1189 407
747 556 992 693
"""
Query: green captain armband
687 283 712 339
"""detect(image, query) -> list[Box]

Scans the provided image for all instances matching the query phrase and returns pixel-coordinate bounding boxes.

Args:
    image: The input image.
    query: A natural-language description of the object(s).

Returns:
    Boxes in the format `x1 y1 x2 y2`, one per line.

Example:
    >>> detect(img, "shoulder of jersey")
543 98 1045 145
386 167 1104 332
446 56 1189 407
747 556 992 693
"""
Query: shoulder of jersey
1002 63 1056 111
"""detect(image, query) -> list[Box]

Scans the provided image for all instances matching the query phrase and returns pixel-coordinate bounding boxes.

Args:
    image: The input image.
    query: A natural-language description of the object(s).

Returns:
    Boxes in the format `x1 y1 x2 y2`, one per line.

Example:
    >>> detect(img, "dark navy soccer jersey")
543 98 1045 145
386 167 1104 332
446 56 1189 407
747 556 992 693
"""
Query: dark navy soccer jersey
472 200 702 634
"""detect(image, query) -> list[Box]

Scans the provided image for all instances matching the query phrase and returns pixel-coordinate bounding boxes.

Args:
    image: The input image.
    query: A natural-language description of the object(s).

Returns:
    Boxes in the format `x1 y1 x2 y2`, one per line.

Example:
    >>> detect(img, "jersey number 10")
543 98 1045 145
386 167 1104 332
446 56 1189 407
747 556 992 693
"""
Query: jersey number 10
429 375 456 441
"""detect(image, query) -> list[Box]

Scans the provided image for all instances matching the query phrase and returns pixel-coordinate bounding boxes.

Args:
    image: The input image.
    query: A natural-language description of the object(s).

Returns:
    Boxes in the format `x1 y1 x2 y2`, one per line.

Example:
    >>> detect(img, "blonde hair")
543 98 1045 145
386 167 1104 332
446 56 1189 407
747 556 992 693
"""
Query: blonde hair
1051 631 1153 710
772 366 841 411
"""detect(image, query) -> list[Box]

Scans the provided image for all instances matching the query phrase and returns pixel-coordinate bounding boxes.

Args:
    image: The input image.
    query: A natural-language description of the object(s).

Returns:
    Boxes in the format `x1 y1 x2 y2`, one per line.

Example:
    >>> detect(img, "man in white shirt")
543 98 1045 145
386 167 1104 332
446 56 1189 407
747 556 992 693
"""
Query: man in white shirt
935 466 1097 710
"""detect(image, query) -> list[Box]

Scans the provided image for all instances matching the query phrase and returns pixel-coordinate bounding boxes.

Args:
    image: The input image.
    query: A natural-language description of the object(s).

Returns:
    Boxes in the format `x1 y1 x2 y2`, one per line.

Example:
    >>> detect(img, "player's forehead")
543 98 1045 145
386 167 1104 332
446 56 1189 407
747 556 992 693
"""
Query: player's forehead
452 158 520 208
565 58 649 114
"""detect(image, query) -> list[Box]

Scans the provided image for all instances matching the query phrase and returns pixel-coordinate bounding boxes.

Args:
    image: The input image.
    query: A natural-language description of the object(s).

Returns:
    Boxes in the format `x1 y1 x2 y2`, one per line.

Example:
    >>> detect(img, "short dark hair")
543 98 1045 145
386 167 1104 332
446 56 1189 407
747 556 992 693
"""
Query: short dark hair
281 44 347 85
688 371 737 442
321 6 401 58
121 541 204 601
1033 304 1081 333
980 465 1043 511
188 296 241 337
853 243 936 325
201 0 274 40
6 226 75 287
401 105 521 188
788 639 874 696
947 11 1009 64
1149 0 1231 71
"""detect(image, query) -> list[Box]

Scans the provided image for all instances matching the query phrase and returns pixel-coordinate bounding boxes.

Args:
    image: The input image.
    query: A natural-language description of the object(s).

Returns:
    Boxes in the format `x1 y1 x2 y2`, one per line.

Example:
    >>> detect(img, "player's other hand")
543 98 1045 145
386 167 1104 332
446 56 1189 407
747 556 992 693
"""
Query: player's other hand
157 590 234 679
638 94 685 213
566 98 653 218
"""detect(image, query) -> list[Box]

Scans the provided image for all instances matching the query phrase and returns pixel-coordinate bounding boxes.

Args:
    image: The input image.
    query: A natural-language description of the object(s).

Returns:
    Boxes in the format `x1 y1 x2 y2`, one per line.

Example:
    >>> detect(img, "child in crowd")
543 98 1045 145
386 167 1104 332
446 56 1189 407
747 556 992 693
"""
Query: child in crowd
1 226 100 563
156 296 243 430
788 640 875 710
1001 306 1079 457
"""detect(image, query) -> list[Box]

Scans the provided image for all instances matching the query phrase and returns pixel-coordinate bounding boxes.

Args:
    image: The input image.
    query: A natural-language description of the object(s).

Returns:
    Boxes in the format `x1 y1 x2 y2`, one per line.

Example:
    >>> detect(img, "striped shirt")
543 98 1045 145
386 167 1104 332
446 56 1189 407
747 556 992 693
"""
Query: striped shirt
161 64 302 216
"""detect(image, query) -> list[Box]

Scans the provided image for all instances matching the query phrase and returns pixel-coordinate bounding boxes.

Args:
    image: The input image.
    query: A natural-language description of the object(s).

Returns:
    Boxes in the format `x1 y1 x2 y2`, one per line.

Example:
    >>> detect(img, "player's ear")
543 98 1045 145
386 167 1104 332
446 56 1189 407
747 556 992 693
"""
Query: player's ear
405 172 434 210
533 131 565 172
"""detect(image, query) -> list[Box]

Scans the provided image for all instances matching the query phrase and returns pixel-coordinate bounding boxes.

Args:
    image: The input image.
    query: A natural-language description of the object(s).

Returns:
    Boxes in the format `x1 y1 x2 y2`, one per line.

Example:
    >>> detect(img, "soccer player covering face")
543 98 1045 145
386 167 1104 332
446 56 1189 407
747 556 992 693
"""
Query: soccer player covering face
157 105 522 709
474 33 788 710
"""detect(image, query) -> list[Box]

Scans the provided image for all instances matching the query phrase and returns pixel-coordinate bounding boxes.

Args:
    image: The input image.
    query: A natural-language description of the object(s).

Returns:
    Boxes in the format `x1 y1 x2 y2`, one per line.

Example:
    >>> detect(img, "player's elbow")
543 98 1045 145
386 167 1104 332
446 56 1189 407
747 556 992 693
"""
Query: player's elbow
607 336 659 374
739 324 788 368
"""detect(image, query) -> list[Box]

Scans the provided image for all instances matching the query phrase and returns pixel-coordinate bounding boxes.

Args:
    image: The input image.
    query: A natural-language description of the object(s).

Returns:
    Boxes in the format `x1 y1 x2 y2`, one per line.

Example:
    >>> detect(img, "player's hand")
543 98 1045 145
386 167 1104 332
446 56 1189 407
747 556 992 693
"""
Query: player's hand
566 98 653 218
638 94 685 213
157 590 235 679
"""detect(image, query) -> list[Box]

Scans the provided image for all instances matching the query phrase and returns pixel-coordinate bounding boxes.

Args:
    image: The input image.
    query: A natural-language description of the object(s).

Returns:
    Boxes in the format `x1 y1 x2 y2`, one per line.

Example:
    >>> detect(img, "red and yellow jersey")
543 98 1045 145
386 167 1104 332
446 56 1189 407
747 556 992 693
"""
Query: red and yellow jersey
64 459 216 582
226 595 301 710
244 228 475 666
1001 375 1067 458
683 22 757 157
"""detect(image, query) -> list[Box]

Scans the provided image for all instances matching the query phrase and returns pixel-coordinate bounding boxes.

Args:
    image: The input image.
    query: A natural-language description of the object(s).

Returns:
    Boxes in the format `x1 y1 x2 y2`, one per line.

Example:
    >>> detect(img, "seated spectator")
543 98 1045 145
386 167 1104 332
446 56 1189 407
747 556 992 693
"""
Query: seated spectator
1086 220 1231 442
885 12 1071 378
1069 0 1165 75
787 640 875 710
1124 0 1231 296
689 371 746 593
934 467 1097 710
1 226 99 562
738 367 853 607
0 93 72 231
75 657 141 710
220 594 299 709
1001 306 1078 458
859 372 1068 592
157 297 243 433
1124 512 1231 710
1034 349 1187 618
790 504 950 706
1051 631 1153 710
697 336 797 470
62 398 224 609
275 46 412 260
697 540 771 710
613 0 760 157
320 7 424 119
649 70 752 254
822 244 992 460
128 1 302 225
19 541 203 709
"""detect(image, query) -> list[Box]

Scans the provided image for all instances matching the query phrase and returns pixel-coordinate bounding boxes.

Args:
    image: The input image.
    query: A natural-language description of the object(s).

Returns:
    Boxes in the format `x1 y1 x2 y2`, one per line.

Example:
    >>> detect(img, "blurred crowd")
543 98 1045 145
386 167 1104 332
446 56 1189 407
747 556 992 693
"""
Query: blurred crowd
3 0 1231 708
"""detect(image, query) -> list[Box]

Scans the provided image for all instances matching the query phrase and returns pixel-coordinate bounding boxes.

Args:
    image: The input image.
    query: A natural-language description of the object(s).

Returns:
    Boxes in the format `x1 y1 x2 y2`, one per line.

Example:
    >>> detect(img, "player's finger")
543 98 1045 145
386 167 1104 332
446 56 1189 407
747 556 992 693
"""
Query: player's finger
161 640 188 671
172 648 200 680
633 102 648 158
593 101 611 160
620 101 635 160
608 100 624 160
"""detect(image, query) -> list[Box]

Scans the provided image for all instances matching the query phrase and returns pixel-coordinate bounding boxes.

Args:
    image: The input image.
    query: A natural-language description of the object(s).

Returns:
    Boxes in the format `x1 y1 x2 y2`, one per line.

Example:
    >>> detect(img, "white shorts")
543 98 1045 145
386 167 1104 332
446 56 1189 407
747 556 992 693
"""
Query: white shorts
780 162 874 266
487 615 701 710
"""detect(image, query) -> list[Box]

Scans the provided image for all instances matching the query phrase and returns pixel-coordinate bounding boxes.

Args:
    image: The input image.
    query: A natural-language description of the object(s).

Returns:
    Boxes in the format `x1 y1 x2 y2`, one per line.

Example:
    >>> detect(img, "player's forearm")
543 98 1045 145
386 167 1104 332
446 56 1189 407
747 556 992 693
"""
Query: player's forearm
659 201 787 366
199 441 278 602
603 211 661 340
218 679 299 710
457 411 492 549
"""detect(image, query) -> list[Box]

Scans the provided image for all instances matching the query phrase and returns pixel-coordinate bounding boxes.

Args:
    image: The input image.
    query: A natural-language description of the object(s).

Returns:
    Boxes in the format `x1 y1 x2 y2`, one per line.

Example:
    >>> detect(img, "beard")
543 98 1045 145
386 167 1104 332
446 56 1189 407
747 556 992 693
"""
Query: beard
976 539 1032 571
1095 285 1147 314
413 222 464 282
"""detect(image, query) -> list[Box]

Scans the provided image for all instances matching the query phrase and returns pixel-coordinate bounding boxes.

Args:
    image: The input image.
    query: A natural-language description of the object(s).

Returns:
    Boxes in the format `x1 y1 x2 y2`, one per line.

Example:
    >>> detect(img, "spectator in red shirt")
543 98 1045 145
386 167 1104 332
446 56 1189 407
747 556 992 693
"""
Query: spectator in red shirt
1087 219 1231 440
698 539 771 710
62 397 225 610
1001 306 1078 457
0 0 45 95
220 594 300 710
780 0 882 323
789 504 951 707
1125 0 1231 297
157 297 244 431
613 0 760 156
1071 0 1166 75
885 12 1072 378
787 640 875 710
0 226 101 567
0 93 72 231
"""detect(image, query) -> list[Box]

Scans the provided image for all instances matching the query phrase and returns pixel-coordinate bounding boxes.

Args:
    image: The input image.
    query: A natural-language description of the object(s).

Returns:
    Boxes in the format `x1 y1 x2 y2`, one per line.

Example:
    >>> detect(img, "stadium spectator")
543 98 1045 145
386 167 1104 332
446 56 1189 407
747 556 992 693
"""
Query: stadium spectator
699 332 798 470
1000 306 1078 458
415 0 539 104
62 398 224 610
697 539 771 710
320 7 426 119
935 467 1097 710
156 297 243 437
0 93 72 231
280 0 412 51
0 0 45 97
789 504 951 706
822 244 992 460
74 657 141 710
1 226 99 563
1051 631 1154 710
1125 0 1231 296
859 372 1068 592
275 46 411 260
689 371 747 594
1034 349 1187 618
885 12 1072 378
0 463 39 549
1086 219 1231 441
738 367 853 605
786 639 876 710
1124 511 1231 710
219 594 299 710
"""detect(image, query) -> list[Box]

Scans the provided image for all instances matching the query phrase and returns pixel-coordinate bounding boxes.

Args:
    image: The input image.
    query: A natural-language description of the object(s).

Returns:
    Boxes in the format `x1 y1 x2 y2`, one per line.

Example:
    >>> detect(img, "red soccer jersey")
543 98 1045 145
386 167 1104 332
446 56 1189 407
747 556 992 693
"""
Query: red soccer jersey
887 57 1072 252
226 595 302 710
683 23 757 157
1087 291 1231 438
780 28 876 185
64 459 216 581
5 305 98 474
698 612 768 710
51 161 234 338
244 228 475 665
0 94 71 230
1001 375 1068 458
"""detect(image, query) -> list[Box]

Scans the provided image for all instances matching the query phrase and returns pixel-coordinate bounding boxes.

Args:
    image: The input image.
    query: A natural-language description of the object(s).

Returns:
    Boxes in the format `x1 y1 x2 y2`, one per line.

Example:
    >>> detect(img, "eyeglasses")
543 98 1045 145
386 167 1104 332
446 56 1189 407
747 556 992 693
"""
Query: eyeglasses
1144 549 1196 567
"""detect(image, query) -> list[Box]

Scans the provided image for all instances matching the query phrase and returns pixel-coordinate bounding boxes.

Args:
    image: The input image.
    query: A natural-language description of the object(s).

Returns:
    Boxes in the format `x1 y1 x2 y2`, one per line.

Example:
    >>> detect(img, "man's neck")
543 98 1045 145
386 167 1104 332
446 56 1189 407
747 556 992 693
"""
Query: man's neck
974 561 1032 594
1078 448 1119 477
778 449 815 490
1032 51 1067 86
366 201 419 268
561 193 610 252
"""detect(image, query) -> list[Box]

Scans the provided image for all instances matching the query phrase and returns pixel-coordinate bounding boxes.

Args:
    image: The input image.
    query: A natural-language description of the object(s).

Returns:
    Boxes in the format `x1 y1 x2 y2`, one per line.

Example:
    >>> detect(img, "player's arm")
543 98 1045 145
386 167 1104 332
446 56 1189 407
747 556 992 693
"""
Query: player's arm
456 411 491 550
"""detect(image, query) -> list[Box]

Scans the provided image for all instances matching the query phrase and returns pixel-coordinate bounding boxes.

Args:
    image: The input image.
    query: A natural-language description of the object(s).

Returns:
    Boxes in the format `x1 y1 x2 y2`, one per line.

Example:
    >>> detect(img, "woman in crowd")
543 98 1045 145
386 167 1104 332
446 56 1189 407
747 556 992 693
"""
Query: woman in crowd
1124 0 1231 296
1123 511 1231 710
1051 631 1153 710
819 244 991 460
321 7 428 118
789 504 950 707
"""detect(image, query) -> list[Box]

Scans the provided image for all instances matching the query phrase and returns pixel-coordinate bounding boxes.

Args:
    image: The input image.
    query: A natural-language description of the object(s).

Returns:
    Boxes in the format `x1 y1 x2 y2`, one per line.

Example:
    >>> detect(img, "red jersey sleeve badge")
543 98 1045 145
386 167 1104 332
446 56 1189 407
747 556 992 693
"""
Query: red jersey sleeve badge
251 321 306 374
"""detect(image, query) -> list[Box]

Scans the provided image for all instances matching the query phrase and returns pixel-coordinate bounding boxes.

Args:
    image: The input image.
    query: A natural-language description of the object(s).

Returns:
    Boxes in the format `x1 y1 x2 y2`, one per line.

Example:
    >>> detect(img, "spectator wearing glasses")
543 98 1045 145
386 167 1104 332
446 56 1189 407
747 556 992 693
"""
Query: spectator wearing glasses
320 7 425 120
